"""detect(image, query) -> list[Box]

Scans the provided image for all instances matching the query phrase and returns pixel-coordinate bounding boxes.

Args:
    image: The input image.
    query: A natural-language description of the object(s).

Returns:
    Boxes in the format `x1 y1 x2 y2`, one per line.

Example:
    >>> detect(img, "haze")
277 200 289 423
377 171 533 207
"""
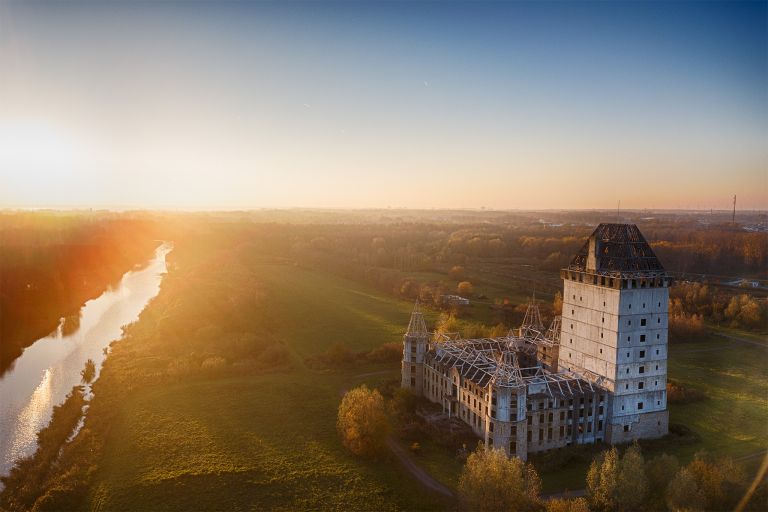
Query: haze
0 1 766 210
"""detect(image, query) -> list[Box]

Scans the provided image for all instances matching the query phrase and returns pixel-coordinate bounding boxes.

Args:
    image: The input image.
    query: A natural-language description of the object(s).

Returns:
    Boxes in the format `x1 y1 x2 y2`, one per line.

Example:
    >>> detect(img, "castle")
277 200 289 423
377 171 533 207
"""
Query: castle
401 223 670 460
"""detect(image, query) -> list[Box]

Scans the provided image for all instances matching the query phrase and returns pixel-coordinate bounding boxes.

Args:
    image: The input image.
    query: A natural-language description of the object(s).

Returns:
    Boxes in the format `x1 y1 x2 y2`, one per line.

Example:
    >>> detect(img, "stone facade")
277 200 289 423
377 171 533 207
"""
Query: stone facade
401 223 671 458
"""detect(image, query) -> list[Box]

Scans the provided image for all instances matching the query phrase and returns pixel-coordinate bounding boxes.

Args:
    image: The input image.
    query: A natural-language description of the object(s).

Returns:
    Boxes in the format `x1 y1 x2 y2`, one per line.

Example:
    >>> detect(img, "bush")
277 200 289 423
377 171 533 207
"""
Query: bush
667 379 706 404
367 342 402 363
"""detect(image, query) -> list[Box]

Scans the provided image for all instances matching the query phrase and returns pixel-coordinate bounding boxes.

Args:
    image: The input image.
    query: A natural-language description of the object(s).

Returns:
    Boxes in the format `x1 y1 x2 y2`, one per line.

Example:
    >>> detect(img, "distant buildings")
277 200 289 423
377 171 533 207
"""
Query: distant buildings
402 223 670 460
440 294 470 306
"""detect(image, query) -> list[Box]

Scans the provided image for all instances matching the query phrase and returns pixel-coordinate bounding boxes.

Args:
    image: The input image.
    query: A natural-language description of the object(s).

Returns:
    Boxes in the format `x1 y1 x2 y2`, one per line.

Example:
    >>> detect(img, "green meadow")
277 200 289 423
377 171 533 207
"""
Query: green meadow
86 253 767 509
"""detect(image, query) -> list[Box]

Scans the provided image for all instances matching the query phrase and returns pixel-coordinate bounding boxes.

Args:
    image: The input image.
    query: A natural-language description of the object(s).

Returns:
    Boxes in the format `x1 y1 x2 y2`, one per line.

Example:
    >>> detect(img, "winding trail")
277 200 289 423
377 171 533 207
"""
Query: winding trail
385 437 454 498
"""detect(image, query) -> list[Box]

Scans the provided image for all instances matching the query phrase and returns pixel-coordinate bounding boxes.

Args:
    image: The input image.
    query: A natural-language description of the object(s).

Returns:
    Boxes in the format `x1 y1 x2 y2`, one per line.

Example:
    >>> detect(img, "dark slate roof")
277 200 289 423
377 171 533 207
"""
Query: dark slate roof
567 223 665 277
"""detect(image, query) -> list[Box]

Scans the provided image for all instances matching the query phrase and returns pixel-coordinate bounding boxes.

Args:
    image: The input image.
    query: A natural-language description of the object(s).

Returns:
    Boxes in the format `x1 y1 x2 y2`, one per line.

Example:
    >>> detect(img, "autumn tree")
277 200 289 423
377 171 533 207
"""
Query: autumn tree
587 444 647 512
449 265 465 280
666 467 705 511
457 446 541 512
645 453 680 509
337 385 389 456
546 497 590 512
615 443 648 511
587 447 619 512
457 281 474 296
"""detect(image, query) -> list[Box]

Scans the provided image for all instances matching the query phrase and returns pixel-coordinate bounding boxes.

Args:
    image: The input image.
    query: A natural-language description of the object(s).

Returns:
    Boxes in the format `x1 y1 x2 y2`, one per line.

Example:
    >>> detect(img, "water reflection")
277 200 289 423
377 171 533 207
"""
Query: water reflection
0 242 171 476
8 368 53 465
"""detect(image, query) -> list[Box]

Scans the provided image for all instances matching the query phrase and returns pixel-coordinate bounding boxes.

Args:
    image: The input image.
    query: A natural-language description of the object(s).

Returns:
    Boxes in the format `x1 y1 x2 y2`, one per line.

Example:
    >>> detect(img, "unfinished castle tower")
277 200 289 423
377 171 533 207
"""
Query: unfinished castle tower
559 223 670 442
401 300 428 393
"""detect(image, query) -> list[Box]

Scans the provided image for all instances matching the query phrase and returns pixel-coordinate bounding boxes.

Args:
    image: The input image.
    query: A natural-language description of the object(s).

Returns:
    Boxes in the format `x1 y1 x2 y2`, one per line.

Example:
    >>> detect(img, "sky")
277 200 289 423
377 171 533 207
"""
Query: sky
0 0 766 211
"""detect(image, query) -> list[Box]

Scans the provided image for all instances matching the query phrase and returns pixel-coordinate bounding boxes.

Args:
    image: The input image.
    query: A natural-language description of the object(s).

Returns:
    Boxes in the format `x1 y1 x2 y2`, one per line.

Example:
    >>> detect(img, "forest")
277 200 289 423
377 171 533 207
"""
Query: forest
0 212 159 374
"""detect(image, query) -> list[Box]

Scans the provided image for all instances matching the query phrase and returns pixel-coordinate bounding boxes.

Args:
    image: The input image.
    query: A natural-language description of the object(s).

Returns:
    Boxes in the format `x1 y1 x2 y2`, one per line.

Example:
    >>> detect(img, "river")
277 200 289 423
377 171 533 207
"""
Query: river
0 242 172 477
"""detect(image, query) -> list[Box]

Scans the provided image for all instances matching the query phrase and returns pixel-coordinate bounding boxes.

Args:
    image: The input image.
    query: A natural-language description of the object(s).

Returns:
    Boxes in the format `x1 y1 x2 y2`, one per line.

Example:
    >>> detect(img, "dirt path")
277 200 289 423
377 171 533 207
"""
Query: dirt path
385 437 455 498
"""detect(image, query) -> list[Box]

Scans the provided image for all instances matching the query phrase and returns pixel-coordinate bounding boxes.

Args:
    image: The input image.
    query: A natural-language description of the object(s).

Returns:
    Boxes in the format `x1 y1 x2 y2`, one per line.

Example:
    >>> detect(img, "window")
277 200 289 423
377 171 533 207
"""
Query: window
627 336 631 341
560 426 564 437
626 368 630 374
548 428 553 440
598 406 604 415
560 411 565 420
572 309 575 315
600 348 603 353
640 335 646 342
657 334 660 339
624 425 630 432
642 303 646 308
655 365 659 371
510 441 516 452
641 318 646 326
628 320 632 326
570 324 574 329
603 301 606 306
539 414 544 423
410 377 415 386
658 318 661 323
602 317 605 323
658 302 661 307
639 350 645 358
638 382 644 389
654 380 658 386
629 303 632 309
625 384 629 390
638 402 644 410
656 349 659 355
598 420 603 431
489 422 494 432
626 352 630 358
639 366 645 374
411 366 416 373
601 333 604 339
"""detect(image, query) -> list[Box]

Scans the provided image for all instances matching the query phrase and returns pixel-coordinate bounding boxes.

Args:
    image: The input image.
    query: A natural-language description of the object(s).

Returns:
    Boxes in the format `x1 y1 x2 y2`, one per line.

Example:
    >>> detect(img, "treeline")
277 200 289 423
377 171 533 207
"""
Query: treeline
669 282 766 336
0 223 293 511
0 212 159 374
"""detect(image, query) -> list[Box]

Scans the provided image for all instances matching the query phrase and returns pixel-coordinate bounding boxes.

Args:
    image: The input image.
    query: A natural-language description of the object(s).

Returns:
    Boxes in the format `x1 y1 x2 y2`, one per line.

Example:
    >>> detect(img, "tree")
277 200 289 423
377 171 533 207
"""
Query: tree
449 265 465 280
80 359 96 384
645 454 680 509
666 467 704 511
457 446 541 512
587 447 619 512
615 443 648 511
457 281 474 296
337 385 389 457
546 497 590 512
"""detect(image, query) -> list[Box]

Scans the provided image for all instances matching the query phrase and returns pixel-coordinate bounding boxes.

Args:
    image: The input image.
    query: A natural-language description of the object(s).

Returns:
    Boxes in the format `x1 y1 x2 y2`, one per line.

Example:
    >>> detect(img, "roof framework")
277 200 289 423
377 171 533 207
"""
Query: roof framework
567 223 666 278
427 307 602 398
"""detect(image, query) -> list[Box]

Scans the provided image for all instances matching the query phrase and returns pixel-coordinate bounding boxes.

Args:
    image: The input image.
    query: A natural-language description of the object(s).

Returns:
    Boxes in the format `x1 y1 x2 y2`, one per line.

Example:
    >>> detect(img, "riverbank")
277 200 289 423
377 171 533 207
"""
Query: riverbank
0 243 171 478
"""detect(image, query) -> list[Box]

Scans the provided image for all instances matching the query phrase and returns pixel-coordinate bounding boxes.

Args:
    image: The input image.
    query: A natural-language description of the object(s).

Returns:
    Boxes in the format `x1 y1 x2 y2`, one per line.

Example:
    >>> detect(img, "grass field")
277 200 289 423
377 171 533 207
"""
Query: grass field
86 253 767 509
88 257 451 511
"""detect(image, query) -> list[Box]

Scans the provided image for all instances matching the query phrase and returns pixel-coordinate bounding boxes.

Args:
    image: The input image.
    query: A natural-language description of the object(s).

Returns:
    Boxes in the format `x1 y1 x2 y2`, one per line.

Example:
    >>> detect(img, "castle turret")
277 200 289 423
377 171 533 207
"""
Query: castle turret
401 300 428 393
